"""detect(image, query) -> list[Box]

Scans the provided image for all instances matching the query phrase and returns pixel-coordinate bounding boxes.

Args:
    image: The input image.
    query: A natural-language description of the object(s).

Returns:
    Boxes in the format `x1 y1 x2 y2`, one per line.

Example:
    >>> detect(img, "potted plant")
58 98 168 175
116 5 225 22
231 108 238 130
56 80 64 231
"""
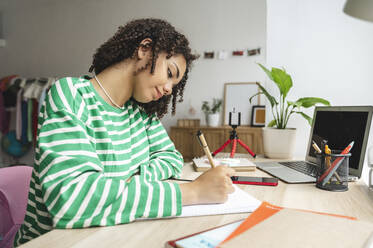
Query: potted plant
201 98 222 127
250 63 330 158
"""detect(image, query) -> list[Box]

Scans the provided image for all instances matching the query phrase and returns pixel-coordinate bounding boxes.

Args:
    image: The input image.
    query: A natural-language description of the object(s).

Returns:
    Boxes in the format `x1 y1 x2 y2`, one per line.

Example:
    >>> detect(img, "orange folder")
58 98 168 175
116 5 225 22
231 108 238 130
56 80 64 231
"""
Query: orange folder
221 201 356 245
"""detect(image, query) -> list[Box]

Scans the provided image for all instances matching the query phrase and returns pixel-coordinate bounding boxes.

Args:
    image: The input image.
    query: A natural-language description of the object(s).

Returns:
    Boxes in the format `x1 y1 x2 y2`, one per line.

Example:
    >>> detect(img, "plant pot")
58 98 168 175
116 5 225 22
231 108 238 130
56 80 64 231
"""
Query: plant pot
206 113 220 127
262 127 297 159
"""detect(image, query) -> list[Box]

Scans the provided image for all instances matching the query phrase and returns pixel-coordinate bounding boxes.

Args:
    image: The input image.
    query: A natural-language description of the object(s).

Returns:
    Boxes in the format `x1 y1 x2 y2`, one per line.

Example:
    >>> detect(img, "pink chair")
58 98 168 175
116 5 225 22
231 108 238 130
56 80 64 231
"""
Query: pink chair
0 166 33 248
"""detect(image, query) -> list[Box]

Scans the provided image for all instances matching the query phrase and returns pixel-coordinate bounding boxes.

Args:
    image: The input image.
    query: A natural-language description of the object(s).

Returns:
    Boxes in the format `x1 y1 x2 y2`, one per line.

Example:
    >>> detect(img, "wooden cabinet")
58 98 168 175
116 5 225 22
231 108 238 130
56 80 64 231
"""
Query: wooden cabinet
169 127 195 160
170 126 263 161
191 127 226 158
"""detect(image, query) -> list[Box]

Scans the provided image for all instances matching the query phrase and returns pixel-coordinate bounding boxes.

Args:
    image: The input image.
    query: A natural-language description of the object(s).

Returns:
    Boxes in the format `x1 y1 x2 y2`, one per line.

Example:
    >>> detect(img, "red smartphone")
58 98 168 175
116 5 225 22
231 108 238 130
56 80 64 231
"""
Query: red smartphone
230 176 278 186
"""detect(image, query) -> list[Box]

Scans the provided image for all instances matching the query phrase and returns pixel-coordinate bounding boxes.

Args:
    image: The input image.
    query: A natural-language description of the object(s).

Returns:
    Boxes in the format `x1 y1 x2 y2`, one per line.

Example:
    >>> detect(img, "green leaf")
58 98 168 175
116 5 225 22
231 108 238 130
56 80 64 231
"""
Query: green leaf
296 112 313 126
256 63 330 129
255 82 278 108
295 97 330 108
268 119 276 127
257 63 273 81
249 92 262 104
271 67 293 98
211 98 222 113
287 100 301 108
201 101 211 114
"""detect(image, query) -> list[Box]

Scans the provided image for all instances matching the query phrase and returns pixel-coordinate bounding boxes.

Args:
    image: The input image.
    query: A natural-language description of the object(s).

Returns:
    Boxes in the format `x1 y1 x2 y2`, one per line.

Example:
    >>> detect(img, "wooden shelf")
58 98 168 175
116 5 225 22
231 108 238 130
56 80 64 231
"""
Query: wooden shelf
170 125 263 161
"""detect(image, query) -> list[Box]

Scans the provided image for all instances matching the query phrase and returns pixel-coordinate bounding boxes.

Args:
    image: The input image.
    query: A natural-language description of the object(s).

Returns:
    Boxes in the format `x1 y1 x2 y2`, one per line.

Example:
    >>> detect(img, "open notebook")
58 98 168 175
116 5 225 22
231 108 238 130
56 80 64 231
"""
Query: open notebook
180 185 261 217
141 185 261 221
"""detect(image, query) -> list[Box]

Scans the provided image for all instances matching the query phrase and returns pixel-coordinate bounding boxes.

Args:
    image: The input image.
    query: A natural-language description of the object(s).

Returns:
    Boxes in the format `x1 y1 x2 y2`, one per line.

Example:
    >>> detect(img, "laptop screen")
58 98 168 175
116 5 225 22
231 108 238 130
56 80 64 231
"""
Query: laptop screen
306 106 373 177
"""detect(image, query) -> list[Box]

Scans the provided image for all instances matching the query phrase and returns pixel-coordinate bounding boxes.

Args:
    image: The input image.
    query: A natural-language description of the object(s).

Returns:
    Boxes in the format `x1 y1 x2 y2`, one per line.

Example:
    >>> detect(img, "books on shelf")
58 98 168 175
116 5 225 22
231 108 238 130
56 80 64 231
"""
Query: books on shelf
192 157 256 172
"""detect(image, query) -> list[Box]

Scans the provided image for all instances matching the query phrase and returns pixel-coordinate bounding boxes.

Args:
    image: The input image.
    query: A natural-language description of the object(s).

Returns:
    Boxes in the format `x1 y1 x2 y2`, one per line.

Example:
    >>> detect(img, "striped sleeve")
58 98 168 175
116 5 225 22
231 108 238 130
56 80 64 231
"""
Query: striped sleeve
38 108 182 228
36 79 182 229
139 114 184 181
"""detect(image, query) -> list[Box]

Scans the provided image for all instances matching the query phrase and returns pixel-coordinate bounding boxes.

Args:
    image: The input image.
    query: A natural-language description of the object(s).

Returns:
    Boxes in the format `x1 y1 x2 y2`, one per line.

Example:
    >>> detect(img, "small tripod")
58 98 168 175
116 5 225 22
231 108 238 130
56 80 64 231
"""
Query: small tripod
212 111 256 158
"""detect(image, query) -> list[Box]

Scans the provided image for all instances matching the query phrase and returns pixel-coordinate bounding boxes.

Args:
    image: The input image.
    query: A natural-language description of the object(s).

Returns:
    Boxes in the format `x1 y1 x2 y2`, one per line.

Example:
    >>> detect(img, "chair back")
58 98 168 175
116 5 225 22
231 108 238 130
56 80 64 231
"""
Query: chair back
0 166 32 248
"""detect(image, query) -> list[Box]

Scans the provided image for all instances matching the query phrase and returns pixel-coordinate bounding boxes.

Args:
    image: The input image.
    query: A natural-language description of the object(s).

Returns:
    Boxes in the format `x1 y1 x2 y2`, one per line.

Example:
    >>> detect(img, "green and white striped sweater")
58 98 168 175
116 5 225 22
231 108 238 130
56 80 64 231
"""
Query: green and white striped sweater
15 76 183 246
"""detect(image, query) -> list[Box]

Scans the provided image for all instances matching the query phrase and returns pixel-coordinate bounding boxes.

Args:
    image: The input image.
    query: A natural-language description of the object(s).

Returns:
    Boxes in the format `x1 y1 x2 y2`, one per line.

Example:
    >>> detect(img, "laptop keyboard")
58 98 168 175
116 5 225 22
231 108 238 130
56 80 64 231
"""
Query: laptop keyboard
279 161 318 177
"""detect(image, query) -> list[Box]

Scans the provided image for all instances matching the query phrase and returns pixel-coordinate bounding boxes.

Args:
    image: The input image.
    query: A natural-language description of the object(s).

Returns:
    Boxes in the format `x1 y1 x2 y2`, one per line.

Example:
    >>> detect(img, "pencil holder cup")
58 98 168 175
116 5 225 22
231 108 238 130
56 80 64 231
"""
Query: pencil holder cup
315 150 351 192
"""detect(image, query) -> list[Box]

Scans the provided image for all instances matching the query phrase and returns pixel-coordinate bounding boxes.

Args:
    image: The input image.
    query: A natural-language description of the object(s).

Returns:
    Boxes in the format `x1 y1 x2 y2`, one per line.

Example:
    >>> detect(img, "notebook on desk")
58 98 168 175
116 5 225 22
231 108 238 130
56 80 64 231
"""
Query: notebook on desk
181 185 261 217
256 106 373 183
141 185 261 221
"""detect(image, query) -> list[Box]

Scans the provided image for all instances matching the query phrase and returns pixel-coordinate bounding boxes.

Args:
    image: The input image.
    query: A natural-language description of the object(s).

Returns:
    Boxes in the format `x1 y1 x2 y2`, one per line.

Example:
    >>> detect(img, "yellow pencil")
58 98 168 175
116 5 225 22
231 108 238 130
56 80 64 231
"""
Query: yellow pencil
196 130 216 168
324 144 342 183
325 145 332 168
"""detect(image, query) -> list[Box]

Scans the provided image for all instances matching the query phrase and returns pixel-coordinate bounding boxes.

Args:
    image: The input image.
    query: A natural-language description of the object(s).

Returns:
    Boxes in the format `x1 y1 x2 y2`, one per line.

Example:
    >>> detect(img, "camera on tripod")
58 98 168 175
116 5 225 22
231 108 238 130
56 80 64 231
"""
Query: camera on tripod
212 108 256 158
229 108 241 128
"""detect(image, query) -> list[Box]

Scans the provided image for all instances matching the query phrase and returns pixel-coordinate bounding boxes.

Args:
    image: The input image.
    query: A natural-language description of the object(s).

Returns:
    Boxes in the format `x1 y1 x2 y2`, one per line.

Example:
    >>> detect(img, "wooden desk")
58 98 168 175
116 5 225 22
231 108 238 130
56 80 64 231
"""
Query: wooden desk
20 157 373 248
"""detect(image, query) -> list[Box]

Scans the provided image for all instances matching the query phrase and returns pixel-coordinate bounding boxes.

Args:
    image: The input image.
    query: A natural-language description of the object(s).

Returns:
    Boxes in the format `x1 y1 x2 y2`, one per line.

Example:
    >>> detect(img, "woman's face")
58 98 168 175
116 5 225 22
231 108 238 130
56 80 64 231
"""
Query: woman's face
132 52 187 103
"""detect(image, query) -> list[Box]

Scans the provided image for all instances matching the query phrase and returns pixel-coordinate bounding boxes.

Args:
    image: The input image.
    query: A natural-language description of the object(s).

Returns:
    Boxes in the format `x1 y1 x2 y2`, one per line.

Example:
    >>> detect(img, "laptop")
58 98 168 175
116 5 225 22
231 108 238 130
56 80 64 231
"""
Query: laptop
256 106 373 183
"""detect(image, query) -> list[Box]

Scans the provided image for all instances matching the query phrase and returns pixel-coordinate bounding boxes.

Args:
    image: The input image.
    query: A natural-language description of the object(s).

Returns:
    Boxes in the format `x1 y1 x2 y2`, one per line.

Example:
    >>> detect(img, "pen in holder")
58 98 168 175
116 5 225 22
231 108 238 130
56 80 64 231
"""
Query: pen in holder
315 150 351 192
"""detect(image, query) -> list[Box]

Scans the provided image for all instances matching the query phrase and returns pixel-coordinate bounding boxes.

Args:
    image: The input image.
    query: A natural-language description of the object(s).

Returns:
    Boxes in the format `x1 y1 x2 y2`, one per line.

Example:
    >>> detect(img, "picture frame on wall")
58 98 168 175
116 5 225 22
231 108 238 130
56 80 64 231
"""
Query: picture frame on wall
251 105 266 127
223 82 261 126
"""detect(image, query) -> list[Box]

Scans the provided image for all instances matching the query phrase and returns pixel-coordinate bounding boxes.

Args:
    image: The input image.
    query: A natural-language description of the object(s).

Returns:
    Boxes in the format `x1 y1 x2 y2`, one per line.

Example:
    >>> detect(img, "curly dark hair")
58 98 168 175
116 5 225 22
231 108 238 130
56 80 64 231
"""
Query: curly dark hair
89 18 199 119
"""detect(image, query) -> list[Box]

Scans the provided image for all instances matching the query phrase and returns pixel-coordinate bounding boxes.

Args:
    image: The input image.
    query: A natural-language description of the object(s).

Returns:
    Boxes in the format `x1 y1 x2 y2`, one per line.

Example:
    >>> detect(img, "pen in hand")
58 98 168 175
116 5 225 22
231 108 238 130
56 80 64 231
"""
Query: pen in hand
196 130 216 168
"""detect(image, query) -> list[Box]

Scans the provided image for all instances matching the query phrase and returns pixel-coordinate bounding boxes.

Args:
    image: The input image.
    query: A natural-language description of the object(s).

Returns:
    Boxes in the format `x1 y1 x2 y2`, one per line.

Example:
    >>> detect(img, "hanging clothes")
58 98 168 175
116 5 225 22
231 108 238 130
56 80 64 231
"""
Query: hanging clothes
16 88 24 140
0 92 7 134
32 99 38 144
27 99 33 143
3 77 23 108
0 75 18 134
0 75 18 91
1 75 56 142
38 78 55 112
20 99 28 144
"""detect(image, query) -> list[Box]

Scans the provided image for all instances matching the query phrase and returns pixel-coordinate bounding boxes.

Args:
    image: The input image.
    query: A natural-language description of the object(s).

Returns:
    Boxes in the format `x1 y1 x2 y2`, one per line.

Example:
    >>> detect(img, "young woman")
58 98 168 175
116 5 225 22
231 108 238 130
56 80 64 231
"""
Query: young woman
15 18 235 246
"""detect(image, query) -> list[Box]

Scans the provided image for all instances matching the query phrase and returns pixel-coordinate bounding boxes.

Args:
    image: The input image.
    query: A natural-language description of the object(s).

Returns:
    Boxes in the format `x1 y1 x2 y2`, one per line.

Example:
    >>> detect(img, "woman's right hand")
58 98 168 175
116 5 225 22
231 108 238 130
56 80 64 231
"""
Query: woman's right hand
179 165 235 206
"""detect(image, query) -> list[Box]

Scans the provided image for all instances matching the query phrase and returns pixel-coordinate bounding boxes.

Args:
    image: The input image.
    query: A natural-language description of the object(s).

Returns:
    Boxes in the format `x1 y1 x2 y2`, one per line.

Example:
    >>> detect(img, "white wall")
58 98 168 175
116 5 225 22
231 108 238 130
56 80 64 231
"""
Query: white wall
1 0 372 184
0 0 267 128
0 0 267 165
266 0 373 183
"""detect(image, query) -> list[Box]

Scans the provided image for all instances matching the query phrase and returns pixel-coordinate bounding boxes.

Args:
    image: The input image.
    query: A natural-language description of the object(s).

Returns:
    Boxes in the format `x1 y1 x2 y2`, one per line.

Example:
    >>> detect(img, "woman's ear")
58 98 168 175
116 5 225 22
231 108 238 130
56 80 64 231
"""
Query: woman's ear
137 38 153 59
